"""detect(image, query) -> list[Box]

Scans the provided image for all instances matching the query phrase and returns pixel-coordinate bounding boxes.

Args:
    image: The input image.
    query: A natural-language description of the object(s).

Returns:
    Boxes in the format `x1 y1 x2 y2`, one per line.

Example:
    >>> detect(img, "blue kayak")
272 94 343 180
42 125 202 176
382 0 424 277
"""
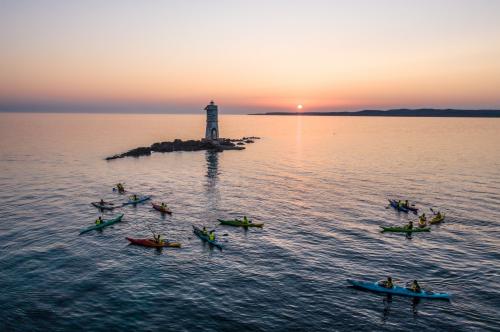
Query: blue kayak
192 226 224 249
79 214 124 234
388 199 409 213
347 279 451 300
122 195 151 206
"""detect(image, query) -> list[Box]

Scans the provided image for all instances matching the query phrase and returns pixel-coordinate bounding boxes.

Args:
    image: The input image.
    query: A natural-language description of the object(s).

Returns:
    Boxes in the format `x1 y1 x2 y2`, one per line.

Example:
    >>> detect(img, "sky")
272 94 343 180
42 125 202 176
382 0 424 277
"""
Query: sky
1 0 500 113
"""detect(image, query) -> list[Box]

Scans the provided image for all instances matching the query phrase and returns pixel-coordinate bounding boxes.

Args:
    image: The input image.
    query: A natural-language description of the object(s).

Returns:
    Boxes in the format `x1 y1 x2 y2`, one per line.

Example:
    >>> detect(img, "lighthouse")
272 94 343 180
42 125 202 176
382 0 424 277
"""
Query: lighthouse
204 100 219 141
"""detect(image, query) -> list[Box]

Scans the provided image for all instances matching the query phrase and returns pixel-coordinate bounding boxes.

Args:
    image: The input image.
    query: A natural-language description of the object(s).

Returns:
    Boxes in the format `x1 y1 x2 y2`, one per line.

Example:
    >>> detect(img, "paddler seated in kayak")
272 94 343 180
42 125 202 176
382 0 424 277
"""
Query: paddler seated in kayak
117 183 125 192
153 234 164 245
131 194 138 201
242 216 251 225
95 216 103 225
398 200 403 208
418 214 427 227
208 230 216 241
407 280 422 293
161 202 167 209
202 227 208 236
378 276 394 289
100 198 105 205
435 211 443 219
406 220 414 230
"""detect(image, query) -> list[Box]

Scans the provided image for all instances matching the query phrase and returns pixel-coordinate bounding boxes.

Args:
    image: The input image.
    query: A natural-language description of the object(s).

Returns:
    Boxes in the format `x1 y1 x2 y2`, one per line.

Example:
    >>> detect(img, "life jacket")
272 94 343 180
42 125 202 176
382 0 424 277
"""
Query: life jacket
209 233 215 241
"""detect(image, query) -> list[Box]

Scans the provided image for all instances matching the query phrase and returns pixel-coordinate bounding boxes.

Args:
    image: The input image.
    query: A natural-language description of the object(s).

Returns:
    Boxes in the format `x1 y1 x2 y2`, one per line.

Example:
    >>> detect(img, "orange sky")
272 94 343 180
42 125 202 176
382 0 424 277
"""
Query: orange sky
1 0 500 112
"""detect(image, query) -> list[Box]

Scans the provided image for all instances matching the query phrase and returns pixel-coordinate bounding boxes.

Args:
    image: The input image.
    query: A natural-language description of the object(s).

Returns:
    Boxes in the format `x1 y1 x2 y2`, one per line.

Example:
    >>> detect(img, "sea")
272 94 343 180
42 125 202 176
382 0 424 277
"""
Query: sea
0 112 499 331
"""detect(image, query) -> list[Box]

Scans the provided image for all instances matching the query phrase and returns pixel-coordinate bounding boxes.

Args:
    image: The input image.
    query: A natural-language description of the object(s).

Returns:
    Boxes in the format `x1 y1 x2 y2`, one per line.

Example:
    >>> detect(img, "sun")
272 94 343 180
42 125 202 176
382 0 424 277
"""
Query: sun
297 104 303 110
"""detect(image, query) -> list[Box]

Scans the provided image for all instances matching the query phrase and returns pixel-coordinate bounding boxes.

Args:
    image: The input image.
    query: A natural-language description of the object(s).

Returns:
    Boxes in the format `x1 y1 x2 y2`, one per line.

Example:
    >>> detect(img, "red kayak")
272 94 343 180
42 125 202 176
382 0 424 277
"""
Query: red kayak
126 237 181 248
152 202 172 214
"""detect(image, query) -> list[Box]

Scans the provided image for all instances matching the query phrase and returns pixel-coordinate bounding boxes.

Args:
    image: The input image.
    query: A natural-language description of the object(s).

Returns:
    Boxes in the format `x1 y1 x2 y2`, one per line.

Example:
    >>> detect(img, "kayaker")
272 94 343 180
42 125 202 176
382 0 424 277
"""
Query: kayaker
379 276 394 289
132 194 138 201
407 220 414 230
95 216 103 225
202 227 208 236
398 200 403 208
161 202 167 209
408 280 421 293
435 211 442 219
418 214 427 227
243 216 250 225
117 183 125 192
405 200 409 208
100 198 105 205
154 234 164 245
209 230 215 241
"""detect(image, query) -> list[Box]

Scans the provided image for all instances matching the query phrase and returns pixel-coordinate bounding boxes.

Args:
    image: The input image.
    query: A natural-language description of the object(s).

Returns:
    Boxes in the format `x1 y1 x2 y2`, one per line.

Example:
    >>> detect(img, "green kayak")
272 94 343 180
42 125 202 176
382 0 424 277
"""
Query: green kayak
79 214 124 234
380 225 430 233
218 219 264 228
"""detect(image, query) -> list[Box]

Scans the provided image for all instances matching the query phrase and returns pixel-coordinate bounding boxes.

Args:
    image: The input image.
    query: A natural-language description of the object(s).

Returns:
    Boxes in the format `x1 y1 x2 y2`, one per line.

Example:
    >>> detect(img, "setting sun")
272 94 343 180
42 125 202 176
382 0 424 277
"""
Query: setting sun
297 104 303 110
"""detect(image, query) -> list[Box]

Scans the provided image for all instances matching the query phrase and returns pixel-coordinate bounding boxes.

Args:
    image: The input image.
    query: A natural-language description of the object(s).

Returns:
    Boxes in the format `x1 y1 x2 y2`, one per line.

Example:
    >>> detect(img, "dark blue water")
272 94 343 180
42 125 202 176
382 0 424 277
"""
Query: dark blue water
0 113 499 331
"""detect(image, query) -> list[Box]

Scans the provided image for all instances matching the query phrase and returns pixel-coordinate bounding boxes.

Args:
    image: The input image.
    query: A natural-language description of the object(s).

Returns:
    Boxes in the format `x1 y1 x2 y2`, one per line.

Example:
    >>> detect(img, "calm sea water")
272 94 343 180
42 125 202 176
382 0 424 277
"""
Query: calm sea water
0 113 499 331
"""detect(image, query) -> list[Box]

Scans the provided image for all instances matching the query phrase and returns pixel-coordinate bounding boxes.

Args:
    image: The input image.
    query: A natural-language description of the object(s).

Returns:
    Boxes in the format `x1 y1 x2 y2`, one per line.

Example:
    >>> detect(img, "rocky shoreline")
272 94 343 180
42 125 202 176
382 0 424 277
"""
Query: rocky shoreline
106 137 260 160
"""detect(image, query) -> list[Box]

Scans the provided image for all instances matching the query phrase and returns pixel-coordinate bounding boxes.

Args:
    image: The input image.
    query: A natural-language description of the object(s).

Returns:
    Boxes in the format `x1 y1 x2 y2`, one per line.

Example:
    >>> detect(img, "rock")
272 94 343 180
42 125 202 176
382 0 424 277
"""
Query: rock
105 146 151 160
106 137 256 160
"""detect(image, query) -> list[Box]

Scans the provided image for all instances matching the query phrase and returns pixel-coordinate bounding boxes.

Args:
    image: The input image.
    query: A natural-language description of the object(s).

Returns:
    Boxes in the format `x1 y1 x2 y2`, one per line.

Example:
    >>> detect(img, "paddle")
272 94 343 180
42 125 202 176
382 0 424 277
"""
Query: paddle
146 223 158 240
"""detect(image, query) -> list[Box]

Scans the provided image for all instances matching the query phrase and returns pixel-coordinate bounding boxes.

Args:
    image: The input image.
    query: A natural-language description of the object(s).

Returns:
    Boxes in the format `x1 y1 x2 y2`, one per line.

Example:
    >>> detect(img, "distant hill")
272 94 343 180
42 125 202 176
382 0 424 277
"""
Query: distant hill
251 109 500 117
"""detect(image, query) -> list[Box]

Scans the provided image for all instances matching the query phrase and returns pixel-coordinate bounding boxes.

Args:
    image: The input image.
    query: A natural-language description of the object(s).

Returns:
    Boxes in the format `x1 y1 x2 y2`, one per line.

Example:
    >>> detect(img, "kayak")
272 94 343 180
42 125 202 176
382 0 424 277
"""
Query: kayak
388 199 409 213
218 219 263 227
389 199 418 213
192 226 224 249
79 214 124 234
152 203 172 214
123 195 151 206
347 279 451 300
430 213 445 224
91 201 115 210
126 237 181 248
380 226 430 233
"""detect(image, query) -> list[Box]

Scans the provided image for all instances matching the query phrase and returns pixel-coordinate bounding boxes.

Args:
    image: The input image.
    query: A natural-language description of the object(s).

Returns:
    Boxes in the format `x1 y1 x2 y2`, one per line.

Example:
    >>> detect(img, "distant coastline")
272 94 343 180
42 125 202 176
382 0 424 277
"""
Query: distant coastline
250 109 500 118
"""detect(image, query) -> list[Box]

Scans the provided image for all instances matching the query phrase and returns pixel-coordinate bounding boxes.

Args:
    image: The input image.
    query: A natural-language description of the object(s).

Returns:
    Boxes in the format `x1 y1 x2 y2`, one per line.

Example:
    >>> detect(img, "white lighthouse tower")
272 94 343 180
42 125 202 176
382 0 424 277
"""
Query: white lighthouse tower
204 100 219 141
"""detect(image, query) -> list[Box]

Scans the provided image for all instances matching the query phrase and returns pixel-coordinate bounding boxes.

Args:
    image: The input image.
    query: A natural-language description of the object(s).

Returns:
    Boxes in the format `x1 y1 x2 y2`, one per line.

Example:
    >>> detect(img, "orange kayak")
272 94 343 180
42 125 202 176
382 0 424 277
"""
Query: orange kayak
126 237 181 248
152 203 172 214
